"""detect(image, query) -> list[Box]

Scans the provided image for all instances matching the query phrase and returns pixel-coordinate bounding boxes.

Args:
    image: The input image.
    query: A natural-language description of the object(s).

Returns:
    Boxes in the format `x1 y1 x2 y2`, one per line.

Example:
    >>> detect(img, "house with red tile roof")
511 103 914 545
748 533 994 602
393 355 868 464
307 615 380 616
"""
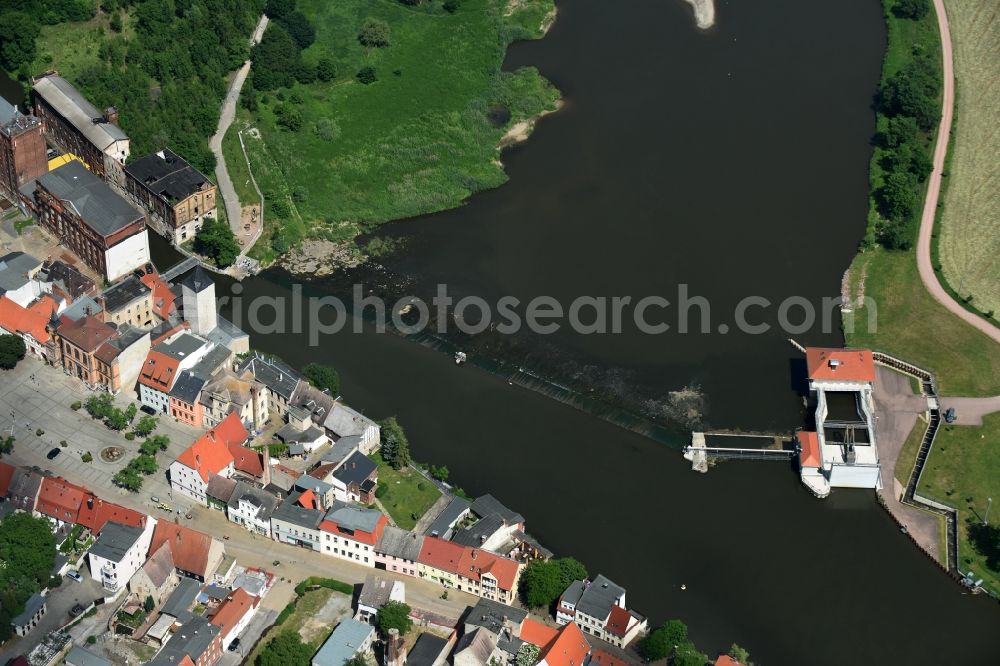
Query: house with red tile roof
0 295 56 361
140 272 177 320
148 520 225 582
318 503 388 567
714 656 742 666
35 476 88 525
556 575 647 648
209 587 258 650
169 412 250 504
137 331 213 414
538 621 591 666
55 313 150 393
35 476 149 533
417 537 522 604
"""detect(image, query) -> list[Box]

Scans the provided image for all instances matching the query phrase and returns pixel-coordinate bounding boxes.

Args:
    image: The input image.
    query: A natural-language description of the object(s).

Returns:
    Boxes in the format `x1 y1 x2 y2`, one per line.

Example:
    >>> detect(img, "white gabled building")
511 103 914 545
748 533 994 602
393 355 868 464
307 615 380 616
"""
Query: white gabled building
87 519 157 594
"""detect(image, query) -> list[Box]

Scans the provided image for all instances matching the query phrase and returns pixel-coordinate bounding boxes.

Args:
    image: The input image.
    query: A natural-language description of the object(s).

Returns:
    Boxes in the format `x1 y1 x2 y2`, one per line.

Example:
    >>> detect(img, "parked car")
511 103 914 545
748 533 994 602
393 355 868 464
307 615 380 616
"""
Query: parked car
66 570 83 583
227 638 241 652
69 603 84 617
944 407 957 423
47 448 61 460
150 496 160 504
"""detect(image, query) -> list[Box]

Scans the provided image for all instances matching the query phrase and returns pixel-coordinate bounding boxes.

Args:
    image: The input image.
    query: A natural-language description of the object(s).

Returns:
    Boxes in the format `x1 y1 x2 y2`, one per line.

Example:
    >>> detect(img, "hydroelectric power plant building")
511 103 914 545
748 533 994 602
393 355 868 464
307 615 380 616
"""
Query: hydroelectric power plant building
798 348 881 498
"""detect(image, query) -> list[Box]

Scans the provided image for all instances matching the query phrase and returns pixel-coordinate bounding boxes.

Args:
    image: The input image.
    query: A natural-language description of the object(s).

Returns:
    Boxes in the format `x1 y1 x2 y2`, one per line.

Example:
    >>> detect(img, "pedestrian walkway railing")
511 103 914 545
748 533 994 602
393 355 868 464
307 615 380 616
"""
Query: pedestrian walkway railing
873 351 960 575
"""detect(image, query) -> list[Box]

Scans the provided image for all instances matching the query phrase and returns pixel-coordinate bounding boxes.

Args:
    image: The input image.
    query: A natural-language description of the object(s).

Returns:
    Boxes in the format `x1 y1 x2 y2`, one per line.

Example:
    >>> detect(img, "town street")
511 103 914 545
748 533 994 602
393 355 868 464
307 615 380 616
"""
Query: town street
0 357 480 629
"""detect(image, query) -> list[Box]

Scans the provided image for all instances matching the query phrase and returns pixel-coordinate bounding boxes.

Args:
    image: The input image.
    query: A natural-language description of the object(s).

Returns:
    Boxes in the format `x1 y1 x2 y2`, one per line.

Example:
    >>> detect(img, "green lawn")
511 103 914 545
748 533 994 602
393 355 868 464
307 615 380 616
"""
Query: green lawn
845 2 1000 394
372 452 441 530
246 588 333 665
31 8 135 81
894 416 927 486
239 0 559 260
845 249 1000 396
917 413 1000 595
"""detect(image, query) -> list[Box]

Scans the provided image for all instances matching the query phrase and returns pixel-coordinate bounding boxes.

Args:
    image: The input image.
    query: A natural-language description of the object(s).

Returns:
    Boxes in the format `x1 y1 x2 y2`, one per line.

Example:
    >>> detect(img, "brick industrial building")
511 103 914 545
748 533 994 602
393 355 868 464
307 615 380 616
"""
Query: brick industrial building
31 73 130 186
125 148 218 245
19 160 150 281
0 96 47 204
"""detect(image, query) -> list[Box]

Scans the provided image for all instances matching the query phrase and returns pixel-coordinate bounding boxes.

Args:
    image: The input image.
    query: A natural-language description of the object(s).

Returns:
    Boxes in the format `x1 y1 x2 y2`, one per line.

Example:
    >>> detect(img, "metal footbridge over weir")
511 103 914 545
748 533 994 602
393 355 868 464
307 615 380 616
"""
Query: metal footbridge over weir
159 256 200 282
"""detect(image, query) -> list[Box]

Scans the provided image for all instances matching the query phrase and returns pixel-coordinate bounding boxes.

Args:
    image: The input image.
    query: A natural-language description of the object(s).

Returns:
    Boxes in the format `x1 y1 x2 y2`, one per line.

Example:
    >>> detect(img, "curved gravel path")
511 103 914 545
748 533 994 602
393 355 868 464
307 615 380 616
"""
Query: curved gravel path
916 0 1000 344
210 15 268 240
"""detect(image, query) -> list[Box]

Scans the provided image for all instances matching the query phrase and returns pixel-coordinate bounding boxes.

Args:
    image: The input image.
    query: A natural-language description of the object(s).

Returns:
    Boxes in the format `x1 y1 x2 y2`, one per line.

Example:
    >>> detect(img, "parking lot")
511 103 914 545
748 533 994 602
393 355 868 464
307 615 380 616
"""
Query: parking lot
0 357 204 517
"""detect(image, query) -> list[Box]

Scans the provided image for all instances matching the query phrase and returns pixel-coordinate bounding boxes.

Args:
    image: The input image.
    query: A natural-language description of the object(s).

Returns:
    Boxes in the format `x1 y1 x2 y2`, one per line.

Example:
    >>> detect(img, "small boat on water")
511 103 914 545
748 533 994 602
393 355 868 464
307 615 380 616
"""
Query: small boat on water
454 351 467 365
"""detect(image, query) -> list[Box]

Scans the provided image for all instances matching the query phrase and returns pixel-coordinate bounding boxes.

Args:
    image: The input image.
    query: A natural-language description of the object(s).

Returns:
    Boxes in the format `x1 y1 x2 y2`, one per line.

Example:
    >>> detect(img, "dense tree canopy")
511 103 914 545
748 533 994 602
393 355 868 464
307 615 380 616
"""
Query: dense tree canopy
519 557 588 609
359 18 391 48
256 630 313 666
378 416 411 470
0 334 26 369
0 513 56 642
195 217 241 267
302 363 340 395
376 600 413 636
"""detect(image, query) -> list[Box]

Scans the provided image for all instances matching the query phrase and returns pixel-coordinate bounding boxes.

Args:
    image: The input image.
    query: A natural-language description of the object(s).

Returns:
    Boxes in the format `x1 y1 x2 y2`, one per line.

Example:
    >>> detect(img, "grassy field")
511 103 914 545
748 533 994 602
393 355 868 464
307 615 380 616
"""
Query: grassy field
917 413 1000 595
894 415 927 486
846 249 1000 395
937 0 1000 319
31 8 135 81
245 588 333 664
845 0 1000 395
372 452 441 530
238 0 559 261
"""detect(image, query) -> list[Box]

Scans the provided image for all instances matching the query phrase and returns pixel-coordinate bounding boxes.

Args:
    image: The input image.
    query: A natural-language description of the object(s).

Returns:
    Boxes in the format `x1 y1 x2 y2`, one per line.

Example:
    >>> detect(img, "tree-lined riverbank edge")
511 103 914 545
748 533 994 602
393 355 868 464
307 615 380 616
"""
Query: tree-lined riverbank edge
845 0 1000 396
226 0 562 268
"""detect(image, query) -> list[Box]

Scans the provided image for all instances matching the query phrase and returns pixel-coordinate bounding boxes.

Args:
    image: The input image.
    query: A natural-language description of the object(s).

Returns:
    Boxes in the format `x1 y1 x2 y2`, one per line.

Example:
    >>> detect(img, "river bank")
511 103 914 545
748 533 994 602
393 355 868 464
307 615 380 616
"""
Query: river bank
844 0 1000 395
230 0 561 266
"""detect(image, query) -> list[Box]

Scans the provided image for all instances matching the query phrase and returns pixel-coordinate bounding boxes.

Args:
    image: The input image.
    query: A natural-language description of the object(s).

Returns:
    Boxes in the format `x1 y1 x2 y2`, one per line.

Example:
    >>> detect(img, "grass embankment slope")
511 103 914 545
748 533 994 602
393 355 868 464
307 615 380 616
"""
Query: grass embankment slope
936 0 1000 319
845 0 1000 396
233 0 559 264
918 414 1000 595
372 452 441 530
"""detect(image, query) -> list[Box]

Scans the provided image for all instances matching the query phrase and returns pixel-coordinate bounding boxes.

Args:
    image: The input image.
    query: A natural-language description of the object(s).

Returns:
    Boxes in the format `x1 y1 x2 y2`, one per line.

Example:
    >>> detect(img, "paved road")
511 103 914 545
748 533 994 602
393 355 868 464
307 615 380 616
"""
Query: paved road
916 0 1000 345
1 358 480 628
938 394 1000 426
873 366 943 563
0 359 204 519
210 15 268 242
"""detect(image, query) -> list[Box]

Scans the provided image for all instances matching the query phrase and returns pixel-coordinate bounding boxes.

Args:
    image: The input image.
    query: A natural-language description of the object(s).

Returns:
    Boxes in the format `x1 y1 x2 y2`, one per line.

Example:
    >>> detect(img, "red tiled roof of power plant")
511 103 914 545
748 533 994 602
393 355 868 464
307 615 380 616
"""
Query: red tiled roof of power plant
540 621 590 666
805 347 876 383
797 431 822 468
139 350 181 391
149 521 216 578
